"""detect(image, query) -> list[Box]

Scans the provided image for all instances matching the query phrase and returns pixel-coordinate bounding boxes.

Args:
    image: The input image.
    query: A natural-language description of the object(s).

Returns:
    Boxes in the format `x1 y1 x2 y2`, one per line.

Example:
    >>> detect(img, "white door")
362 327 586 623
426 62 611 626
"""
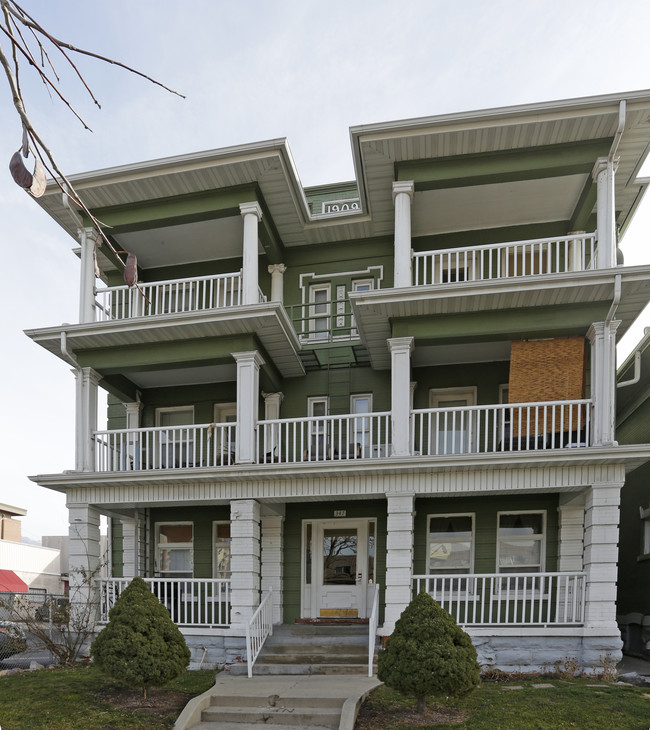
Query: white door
304 519 374 619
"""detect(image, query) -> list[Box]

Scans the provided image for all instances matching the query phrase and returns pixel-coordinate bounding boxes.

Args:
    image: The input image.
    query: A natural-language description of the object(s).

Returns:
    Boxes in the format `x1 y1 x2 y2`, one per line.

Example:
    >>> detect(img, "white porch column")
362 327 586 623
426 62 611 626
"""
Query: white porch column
233 351 264 464
261 506 285 625
393 181 414 288
583 482 623 631
388 337 414 457
587 320 620 446
262 391 283 457
382 492 415 635
267 264 286 303
74 367 101 471
67 503 101 631
592 157 619 270
79 227 97 324
230 499 261 633
557 492 585 571
121 518 137 578
240 202 262 305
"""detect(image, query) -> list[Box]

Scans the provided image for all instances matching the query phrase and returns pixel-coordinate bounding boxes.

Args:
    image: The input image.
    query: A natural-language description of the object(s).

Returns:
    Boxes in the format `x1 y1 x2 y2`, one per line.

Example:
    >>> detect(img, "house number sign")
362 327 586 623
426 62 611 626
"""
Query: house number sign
334 510 346 517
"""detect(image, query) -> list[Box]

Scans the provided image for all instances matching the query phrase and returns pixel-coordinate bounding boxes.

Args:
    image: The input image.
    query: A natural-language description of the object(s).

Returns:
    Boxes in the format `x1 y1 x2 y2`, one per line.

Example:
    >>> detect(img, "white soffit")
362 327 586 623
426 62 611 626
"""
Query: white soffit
114 216 246 268
412 175 587 236
127 363 237 388
412 341 511 367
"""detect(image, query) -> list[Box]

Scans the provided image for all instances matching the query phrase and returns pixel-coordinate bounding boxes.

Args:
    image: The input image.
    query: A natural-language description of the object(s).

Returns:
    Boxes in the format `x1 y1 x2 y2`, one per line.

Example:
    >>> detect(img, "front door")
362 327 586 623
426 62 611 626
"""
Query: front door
302 518 375 619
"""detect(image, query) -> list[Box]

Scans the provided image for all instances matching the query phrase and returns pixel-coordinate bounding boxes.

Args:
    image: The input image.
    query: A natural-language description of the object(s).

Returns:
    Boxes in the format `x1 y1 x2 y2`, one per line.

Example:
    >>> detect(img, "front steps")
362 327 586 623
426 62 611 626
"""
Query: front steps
230 624 376 677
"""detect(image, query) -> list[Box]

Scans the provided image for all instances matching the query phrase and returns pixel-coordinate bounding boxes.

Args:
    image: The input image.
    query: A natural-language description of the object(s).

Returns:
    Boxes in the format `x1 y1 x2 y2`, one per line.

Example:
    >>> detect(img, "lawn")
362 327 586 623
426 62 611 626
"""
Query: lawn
0 664 216 730
355 678 650 729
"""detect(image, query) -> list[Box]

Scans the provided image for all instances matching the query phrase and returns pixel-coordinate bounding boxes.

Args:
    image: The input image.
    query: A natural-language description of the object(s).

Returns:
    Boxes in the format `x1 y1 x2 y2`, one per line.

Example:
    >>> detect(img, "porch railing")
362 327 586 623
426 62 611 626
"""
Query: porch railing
411 399 591 456
257 412 392 464
246 589 273 678
368 583 380 677
285 297 360 343
96 578 231 627
413 232 597 286
94 422 236 472
413 572 586 626
94 272 266 321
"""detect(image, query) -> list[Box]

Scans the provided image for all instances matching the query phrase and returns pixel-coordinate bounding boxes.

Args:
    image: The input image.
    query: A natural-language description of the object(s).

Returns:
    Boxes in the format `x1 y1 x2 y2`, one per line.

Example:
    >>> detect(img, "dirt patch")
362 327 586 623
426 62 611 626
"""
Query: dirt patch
95 686 191 719
355 703 467 728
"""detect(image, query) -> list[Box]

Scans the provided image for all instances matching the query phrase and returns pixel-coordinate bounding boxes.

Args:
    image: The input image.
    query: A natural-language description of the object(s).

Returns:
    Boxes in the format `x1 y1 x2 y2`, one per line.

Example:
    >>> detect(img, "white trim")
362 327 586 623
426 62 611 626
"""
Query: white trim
212 520 231 579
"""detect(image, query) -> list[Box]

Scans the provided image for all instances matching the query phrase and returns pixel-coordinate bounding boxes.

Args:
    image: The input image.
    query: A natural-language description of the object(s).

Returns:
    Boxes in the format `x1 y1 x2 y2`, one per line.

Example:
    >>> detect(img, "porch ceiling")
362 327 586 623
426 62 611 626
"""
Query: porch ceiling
24 302 305 379
349 266 650 369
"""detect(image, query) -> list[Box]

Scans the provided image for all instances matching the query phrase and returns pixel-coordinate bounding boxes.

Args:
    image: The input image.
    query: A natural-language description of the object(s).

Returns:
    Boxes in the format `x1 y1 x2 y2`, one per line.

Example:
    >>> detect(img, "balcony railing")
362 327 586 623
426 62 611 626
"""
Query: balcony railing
411 399 591 456
94 423 236 471
258 412 392 464
413 572 586 626
412 232 597 286
286 297 361 343
94 272 267 321
97 577 231 627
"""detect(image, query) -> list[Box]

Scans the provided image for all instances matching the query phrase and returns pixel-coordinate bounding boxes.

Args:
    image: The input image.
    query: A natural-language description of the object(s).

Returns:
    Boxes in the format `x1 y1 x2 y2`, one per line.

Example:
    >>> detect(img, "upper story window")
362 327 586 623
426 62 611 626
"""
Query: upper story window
429 387 477 455
309 284 331 340
155 522 193 578
427 514 475 575
156 406 194 427
497 511 545 573
351 394 372 456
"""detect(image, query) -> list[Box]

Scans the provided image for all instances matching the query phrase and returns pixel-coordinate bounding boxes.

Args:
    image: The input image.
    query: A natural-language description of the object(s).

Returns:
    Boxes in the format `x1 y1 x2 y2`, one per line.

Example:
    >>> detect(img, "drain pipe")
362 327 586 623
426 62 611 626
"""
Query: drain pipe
608 100 626 161
605 274 621 326
618 350 642 388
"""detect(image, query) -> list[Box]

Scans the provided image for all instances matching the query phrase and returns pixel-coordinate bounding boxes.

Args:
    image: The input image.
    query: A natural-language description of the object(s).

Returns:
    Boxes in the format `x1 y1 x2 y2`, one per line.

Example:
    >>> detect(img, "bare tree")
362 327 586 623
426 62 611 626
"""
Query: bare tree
0 0 184 273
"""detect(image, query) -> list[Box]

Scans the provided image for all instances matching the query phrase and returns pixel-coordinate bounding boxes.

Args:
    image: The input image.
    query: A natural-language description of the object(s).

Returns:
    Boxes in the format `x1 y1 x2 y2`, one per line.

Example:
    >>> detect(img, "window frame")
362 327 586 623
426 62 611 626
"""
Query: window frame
428 386 478 454
212 521 231 579
155 406 195 427
496 510 546 574
308 283 331 340
426 512 476 575
154 521 194 578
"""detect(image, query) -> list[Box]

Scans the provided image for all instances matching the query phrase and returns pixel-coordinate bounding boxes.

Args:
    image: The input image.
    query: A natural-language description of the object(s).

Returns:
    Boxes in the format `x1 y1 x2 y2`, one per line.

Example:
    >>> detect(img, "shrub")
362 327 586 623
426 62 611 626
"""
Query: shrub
91 577 190 697
377 590 480 714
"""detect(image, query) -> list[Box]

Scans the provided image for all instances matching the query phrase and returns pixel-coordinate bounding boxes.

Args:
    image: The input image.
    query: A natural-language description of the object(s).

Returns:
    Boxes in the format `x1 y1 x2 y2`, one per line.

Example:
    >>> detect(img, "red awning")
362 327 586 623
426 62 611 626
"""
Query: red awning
0 570 28 592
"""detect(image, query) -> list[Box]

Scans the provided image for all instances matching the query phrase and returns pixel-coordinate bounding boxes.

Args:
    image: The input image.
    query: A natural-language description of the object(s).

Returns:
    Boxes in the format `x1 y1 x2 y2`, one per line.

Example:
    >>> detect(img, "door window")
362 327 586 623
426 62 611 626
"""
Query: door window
322 528 358 585
429 387 477 454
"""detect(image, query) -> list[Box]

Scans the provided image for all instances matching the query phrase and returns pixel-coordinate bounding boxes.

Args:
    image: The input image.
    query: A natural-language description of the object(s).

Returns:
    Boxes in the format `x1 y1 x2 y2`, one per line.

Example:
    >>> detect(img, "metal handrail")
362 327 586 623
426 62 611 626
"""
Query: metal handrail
368 583 380 677
246 589 273 678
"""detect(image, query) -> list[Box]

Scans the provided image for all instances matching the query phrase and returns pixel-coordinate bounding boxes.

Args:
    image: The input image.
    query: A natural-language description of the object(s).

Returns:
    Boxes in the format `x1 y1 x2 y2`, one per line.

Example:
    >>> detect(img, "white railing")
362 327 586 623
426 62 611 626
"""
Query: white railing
94 272 247 321
368 583 380 677
257 412 392 464
246 589 273 678
411 399 591 456
413 232 597 286
413 572 586 626
94 422 236 471
97 578 231 627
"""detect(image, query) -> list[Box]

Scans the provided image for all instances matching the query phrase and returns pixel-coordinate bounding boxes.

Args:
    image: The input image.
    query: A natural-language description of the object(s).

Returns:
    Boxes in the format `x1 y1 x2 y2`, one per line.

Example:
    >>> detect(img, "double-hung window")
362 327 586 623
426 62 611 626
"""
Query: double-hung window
309 284 330 340
427 514 475 596
155 522 193 578
496 511 545 574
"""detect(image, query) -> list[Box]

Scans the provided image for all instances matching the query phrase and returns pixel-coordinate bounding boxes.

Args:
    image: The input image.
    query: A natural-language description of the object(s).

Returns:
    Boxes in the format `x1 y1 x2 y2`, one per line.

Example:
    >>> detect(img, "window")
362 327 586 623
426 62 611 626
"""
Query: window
427 514 475 575
350 279 373 336
212 522 231 579
497 512 545 573
307 397 329 458
309 283 331 340
156 407 194 427
429 387 477 454
214 403 236 464
351 394 372 456
155 523 193 577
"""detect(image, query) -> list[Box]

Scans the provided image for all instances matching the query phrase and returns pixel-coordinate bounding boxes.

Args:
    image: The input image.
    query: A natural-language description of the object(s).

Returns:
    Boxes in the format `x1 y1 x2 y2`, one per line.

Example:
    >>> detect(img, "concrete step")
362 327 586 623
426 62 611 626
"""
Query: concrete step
201 705 339 726
229 662 371 676
257 652 369 664
193 723 334 730
261 642 368 654
209 696 344 709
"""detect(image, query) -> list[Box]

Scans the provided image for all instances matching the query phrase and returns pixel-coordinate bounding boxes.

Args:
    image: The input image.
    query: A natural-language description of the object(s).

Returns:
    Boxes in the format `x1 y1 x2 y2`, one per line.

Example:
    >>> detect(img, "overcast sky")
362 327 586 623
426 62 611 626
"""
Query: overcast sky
1 0 650 541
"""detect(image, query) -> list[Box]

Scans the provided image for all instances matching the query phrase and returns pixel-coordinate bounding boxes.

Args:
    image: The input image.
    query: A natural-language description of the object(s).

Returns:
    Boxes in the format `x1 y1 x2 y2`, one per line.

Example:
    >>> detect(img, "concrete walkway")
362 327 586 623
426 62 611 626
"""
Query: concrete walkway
174 673 381 730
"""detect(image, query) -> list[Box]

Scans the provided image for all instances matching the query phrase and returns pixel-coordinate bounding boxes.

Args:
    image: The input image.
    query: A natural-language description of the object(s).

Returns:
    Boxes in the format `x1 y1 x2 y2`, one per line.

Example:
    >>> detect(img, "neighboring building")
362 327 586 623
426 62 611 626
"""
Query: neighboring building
0 504 63 594
25 90 650 671
616 329 650 657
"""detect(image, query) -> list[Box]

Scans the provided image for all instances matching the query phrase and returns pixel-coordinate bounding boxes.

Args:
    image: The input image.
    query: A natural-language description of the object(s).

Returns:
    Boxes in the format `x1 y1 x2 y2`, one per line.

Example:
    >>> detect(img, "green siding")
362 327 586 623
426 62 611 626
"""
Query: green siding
110 518 124 578
413 494 559 575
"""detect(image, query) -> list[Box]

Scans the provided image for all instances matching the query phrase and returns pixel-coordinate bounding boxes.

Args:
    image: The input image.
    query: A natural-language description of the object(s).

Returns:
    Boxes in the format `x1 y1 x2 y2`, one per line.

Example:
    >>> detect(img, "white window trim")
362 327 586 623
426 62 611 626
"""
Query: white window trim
154 521 193 577
496 510 546 574
155 405 195 426
426 512 475 575
212 521 231 579
308 283 331 340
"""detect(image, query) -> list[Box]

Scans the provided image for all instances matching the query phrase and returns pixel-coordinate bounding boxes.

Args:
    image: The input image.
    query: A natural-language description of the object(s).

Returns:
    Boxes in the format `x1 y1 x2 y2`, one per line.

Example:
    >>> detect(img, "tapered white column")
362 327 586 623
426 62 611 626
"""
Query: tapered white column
393 181 414 288
382 492 415 635
230 499 261 633
583 483 623 630
261 507 284 625
233 351 264 464
592 157 619 270
67 503 101 629
587 320 620 446
267 264 286 303
75 367 101 471
79 227 97 323
388 337 414 457
240 202 262 305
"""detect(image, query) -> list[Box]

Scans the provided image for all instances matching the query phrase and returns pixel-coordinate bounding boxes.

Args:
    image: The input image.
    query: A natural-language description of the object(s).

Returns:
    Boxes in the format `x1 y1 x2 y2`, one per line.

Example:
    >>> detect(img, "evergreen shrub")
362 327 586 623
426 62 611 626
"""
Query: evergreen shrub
91 576 191 697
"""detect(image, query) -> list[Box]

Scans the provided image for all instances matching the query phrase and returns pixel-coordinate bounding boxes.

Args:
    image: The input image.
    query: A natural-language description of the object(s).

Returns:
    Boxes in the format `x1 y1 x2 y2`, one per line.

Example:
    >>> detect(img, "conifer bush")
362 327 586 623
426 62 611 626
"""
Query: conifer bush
91 576 191 697
377 590 480 714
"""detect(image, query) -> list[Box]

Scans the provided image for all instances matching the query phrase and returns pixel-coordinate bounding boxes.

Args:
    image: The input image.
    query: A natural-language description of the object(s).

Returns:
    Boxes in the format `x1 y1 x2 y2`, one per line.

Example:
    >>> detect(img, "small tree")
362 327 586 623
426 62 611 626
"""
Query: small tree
378 591 480 715
91 577 190 698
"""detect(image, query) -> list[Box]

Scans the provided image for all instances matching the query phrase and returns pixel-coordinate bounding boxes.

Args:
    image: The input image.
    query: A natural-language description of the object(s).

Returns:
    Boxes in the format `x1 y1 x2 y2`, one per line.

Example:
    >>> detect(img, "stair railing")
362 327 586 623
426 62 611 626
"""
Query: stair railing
245 588 273 678
368 583 380 677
